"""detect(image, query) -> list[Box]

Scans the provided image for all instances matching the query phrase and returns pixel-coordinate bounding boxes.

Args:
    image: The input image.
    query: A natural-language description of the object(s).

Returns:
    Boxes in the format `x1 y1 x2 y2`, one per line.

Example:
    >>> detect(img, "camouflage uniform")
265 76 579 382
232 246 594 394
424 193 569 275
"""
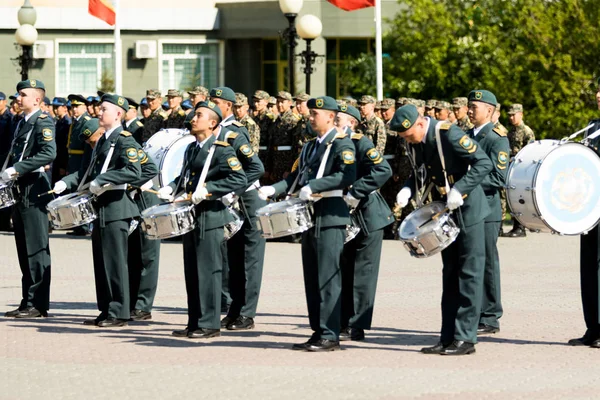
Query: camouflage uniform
234 92 260 154
164 89 186 129
452 97 474 132
293 92 315 155
140 89 168 144
268 91 301 182
357 95 386 155
253 90 276 178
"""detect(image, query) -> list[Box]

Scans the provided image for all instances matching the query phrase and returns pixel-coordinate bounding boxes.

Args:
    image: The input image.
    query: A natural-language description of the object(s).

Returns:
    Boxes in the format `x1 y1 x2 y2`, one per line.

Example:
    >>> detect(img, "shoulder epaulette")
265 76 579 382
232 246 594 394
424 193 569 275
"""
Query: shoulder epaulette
159 111 168 120
84 116 91 121
38 113 48 119
267 113 275 120
351 133 364 140
227 132 239 139
120 131 132 136
232 121 244 127
136 121 144 128
294 114 302 121
335 133 348 139
214 140 230 147
493 126 507 137
246 117 256 125
178 110 185 117
440 122 452 130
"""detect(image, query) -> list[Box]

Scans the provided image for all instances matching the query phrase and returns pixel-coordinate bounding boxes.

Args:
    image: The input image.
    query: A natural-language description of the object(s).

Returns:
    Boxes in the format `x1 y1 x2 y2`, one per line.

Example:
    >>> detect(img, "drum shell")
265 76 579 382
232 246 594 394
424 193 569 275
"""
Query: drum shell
223 206 244 241
143 129 195 187
0 183 16 209
46 192 97 229
256 198 313 238
344 212 361 244
140 201 196 240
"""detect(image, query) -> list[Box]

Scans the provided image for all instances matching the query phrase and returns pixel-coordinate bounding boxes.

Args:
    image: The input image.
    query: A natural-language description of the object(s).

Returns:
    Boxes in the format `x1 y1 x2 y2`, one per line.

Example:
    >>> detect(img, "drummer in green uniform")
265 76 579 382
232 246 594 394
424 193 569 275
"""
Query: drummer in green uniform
335 104 393 341
392 104 492 355
54 94 142 327
258 96 357 352
66 94 91 174
157 101 247 339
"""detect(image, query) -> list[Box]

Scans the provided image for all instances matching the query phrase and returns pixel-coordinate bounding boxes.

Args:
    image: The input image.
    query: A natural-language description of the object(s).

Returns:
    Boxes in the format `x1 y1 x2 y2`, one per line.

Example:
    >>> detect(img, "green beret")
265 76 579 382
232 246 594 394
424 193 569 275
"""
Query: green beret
467 89 497 106
390 104 420 132
79 118 100 140
16 79 45 92
210 87 236 103
338 104 361 122
195 100 223 122
100 93 129 111
307 96 338 112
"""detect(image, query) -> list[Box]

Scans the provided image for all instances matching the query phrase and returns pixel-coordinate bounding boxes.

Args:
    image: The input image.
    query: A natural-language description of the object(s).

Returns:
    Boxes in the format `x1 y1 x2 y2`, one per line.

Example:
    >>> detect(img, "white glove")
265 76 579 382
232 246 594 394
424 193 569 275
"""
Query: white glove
157 186 174 202
140 180 153 191
221 192 237 206
53 180 67 195
344 192 360 208
395 187 412 208
192 186 209 205
1 167 17 181
89 180 102 195
446 188 464 211
299 185 313 201
258 186 275 201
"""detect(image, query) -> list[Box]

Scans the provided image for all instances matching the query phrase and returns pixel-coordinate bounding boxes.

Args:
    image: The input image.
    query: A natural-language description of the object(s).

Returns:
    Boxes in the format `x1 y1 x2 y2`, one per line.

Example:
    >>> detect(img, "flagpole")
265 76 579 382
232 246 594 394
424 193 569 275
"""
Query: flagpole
374 0 383 100
113 0 122 94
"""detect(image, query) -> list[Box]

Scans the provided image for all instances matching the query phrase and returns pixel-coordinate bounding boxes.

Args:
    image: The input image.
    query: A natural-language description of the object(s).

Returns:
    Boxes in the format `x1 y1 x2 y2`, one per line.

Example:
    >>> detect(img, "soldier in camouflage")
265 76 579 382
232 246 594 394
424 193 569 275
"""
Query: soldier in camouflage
358 95 386 155
268 96 279 119
140 89 168 144
234 92 260 154
501 103 535 237
187 86 209 108
253 90 276 180
268 91 301 182
164 89 186 129
452 97 474 132
415 99 426 117
293 92 314 154
425 99 437 117
375 100 383 120
434 100 451 122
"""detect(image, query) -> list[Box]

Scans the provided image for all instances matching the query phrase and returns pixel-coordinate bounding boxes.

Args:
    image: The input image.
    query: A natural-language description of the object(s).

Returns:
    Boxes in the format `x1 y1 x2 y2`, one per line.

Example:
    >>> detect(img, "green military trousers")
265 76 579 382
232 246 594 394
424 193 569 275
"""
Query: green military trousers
579 225 600 337
128 224 160 313
479 220 503 328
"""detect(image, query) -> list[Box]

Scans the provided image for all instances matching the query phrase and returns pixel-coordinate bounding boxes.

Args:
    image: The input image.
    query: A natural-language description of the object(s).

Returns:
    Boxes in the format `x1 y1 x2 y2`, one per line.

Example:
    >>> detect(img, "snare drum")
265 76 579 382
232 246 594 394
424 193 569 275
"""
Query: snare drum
507 140 600 235
256 198 313 238
143 129 195 187
224 206 244 241
140 201 195 240
47 192 97 229
0 182 16 209
398 201 460 258
345 211 361 243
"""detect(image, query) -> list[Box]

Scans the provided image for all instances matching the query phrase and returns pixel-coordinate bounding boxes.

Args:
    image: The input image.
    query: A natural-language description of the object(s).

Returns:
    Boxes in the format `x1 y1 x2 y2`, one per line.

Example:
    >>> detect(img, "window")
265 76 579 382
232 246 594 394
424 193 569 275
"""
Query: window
261 39 288 94
160 43 219 92
57 42 114 96
326 38 373 98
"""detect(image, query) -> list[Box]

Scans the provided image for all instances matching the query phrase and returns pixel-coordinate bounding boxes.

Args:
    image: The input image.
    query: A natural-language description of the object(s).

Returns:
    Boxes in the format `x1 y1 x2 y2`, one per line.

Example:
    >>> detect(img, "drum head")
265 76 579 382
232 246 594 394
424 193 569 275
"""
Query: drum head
534 142 600 234
159 135 195 186
48 192 90 207
141 201 194 217
256 198 307 216
399 201 447 239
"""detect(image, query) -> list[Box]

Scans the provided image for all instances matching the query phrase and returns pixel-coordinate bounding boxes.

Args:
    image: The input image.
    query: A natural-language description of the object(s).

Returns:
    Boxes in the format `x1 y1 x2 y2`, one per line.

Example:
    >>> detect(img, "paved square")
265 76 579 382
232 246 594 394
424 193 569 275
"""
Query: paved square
0 231 598 399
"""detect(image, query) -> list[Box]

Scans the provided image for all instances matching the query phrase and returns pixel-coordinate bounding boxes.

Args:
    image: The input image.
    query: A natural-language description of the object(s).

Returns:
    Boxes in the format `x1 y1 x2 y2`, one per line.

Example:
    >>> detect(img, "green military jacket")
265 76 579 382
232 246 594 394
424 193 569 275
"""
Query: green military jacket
7 109 56 207
125 117 145 146
469 122 510 222
348 130 394 234
168 134 247 231
63 127 142 223
67 112 91 173
404 118 492 227
129 146 160 211
273 127 357 228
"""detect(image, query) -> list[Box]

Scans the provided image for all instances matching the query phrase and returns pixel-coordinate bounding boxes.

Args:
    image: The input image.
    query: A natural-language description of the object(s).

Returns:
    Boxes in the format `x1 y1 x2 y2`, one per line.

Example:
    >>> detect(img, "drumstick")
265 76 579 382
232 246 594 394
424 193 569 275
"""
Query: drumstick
143 189 160 195
38 189 55 197
288 193 323 198
417 194 468 229
173 193 213 202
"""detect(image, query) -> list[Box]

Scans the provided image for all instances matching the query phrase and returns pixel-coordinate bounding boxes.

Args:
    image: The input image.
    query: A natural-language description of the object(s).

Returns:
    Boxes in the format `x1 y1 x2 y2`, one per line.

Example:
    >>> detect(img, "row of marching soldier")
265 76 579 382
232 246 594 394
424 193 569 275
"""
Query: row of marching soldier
1 78 598 354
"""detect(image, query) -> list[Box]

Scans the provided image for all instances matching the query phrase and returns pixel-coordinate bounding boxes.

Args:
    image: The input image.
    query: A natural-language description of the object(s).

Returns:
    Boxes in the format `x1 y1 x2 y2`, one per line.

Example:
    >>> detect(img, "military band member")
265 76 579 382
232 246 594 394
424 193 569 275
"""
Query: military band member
181 99 194 115
140 98 151 122
393 104 492 355
452 97 474 132
141 89 168 144
66 94 91 174
259 96 357 351
54 94 142 327
569 86 600 349
0 91 13 232
357 95 386 155
234 92 260 154
336 104 393 341
86 96 97 117
51 97 71 184
157 101 247 339
502 103 535 237
2 79 56 318
212 87 266 331
123 97 145 145
269 91 301 182
164 89 186 129
465 90 510 335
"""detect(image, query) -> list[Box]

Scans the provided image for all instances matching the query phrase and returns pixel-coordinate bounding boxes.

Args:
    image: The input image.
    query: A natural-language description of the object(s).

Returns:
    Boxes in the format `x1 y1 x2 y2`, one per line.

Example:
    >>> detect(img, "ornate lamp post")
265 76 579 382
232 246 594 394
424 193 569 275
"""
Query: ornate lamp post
296 14 323 94
278 0 303 94
14 0 38 81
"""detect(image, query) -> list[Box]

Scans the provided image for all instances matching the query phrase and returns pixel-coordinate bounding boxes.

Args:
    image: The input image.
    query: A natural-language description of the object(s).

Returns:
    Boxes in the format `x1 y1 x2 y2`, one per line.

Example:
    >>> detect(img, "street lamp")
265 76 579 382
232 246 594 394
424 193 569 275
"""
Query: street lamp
15 0 38 81
296 14 323 94
278 0 303 94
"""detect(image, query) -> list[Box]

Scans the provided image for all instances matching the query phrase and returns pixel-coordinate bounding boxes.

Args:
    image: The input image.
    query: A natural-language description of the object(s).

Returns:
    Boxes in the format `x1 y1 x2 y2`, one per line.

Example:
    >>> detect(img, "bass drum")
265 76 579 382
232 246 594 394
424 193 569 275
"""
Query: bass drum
143 129 195 187
506 140 600 235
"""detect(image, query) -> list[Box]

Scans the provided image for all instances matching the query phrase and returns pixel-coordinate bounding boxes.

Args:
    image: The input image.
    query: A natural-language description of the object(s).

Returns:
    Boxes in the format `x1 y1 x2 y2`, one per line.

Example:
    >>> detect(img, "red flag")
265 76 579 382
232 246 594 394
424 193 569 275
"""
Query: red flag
327 0 375 11
89 0 116 26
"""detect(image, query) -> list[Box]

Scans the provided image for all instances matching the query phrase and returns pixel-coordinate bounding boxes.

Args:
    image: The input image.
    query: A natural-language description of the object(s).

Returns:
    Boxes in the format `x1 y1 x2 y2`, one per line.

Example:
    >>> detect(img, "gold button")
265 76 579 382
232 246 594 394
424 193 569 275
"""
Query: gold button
427 166 431 169
191 172 195 176
432 176 436 179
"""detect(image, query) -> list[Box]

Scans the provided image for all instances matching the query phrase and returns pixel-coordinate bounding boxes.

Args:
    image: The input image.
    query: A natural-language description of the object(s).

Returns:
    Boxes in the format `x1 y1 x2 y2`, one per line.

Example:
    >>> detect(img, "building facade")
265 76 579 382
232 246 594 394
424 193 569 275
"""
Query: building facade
0 0 402 100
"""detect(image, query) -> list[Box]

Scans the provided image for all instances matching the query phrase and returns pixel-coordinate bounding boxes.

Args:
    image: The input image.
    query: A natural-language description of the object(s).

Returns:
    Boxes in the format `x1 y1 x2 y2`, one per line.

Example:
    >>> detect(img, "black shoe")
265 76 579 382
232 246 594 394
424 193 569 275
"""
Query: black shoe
83 314 107 326
440 340 476 355
188 328 221 339
340 327 364 341
172 328 190 337
66 229 89 236
568 335 599 346
227 316 254 330
292 335 319 351
339 327 351 341
420 342 450 354
306 339 341 352
220 315 235 328
591 339 600 348
14 307 46 319
477 323 500 335
130 309 152 321
505 228 525 238
97 318 128 328
4 307 24 318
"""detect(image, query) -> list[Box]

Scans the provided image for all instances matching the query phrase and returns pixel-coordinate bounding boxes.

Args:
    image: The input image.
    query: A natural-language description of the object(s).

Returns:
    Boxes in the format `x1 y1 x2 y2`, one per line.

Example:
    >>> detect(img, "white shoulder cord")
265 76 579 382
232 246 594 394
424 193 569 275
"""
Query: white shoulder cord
434 121 451 197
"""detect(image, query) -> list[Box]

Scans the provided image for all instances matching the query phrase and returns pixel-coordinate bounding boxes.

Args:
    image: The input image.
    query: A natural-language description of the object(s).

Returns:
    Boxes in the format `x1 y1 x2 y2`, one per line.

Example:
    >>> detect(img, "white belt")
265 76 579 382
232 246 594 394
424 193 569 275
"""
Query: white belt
275 146 292 151
258 146 267 151
383 154 395 160
320 189 343 198
245 180 260 192
103 183 128 191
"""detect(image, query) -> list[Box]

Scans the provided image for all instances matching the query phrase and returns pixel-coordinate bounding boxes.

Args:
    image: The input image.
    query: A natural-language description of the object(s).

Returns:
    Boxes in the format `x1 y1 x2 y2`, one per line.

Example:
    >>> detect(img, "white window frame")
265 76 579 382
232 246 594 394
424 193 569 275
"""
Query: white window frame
157 38 224 93
54 38 114 97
